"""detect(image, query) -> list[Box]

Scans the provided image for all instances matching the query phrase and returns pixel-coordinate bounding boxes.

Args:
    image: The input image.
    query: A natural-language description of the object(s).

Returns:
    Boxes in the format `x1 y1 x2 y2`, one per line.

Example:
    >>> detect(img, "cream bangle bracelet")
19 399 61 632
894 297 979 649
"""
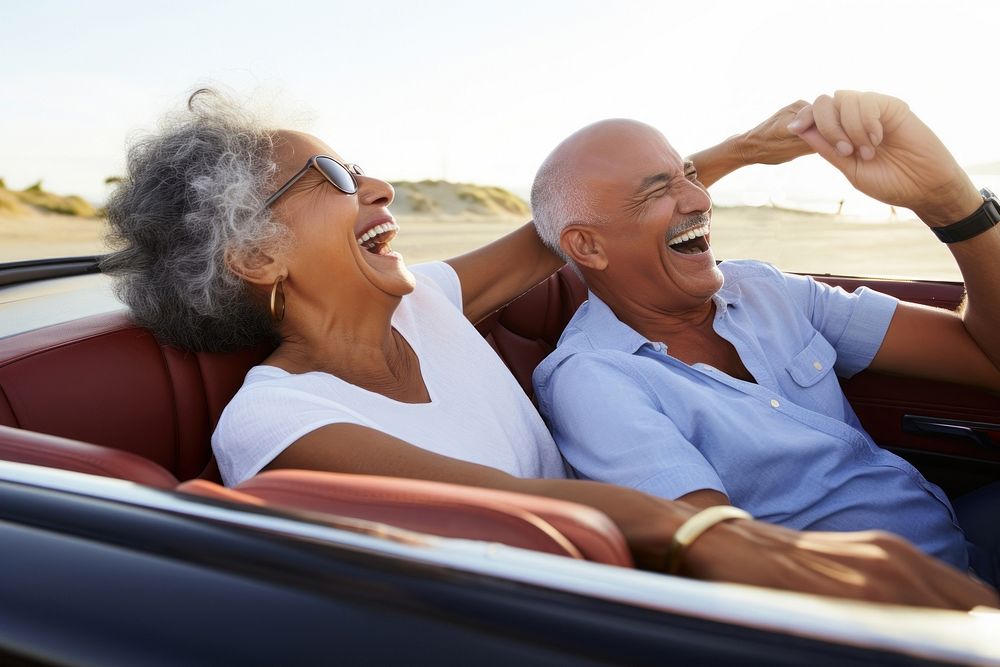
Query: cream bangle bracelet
666 505 753 575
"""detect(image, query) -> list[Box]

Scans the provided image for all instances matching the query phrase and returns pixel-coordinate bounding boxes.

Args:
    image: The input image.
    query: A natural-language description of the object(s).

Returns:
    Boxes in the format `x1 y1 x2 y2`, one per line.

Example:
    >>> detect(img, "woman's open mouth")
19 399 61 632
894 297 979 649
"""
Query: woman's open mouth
666 223 710 255
356 221 400 256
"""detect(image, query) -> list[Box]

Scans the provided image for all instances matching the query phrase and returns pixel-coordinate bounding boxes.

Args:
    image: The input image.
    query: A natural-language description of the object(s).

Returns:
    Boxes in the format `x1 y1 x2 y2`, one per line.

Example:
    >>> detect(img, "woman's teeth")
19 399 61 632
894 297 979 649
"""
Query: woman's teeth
356 221 399 246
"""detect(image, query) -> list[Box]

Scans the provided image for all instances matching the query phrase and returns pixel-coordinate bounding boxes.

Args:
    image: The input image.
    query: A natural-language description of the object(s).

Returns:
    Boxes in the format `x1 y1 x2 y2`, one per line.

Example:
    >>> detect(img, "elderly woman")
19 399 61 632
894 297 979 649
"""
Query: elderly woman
101 90 995 610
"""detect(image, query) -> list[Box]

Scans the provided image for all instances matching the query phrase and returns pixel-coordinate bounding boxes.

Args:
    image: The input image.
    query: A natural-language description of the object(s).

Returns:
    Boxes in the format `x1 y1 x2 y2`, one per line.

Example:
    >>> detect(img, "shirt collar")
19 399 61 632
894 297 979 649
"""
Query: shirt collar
565 271 744 356
716 265 743 308
569 291 651 354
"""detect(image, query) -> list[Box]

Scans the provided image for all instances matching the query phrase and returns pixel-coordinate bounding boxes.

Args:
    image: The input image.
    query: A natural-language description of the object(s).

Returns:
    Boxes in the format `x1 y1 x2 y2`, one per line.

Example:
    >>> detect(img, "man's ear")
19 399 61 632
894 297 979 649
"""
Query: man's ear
560 225 608 271
225 247 285 288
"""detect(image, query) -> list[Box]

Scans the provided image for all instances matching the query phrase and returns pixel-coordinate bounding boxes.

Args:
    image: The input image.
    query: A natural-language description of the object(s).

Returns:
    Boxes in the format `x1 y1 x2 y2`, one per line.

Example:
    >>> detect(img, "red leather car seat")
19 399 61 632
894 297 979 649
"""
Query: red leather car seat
0 267 634 567
476 267 587 400
178 470 633 567
0 268 588 484
0 310 269 482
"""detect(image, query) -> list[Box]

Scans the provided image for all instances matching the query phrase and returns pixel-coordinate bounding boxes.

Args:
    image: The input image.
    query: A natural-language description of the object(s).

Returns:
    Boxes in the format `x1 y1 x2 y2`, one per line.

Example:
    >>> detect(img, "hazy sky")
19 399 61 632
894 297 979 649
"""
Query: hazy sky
3 0 999 206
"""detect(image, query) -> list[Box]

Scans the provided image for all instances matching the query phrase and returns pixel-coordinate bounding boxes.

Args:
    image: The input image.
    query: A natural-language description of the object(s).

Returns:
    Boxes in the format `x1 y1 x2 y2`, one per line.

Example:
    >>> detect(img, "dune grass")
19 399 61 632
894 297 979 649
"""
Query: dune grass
391 180 528 217
0 180 98 218
0 189 28 216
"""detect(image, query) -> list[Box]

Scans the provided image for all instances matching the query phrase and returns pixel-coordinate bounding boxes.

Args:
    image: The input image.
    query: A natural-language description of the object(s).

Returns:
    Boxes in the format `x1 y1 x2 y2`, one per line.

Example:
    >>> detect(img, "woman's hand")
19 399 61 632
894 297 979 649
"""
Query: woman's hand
687 100 814 189
735 99 815 166
273 423 997 610
787 90 983 227
682 518 998 610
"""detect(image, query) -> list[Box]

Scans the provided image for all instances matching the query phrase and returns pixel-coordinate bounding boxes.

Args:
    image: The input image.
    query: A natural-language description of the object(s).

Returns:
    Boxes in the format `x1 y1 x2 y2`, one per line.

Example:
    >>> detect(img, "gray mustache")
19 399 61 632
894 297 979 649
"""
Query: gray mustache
667 213 711 239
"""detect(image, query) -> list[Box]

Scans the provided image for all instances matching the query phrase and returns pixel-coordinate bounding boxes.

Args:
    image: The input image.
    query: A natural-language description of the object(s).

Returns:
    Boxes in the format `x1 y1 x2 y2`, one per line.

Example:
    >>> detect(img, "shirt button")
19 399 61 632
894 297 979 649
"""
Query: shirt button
813 361 823 371
770 399 780 408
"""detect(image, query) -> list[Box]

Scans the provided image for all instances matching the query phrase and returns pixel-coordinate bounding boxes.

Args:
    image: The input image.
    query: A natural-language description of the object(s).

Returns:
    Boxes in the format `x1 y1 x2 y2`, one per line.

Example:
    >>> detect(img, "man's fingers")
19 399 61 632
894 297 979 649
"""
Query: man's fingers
811 94 855 157
796 125 849 172
787 101 852 171
858 94 883 147
787 92 889 175
834 91 877 161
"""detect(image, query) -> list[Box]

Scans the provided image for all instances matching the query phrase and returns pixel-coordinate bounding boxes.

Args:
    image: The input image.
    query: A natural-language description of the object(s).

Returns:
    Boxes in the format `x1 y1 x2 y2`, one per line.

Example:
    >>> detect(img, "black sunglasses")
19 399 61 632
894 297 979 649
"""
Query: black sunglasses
264 155 364 208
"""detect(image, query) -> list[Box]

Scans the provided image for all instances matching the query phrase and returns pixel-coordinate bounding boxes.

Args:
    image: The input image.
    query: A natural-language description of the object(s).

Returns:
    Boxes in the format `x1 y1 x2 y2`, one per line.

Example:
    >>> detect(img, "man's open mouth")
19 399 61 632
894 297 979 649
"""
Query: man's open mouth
356 221 399 256
666 223 710 255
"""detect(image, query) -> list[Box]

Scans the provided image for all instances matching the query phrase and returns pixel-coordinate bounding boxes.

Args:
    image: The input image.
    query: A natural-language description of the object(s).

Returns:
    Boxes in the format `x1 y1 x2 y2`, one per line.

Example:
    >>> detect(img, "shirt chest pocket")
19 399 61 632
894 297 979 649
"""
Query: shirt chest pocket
786 333 837 388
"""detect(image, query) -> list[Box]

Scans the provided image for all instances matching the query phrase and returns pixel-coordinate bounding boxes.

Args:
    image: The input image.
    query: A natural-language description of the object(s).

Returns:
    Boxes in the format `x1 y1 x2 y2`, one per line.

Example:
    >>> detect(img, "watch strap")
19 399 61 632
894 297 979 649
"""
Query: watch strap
931 188 1000 244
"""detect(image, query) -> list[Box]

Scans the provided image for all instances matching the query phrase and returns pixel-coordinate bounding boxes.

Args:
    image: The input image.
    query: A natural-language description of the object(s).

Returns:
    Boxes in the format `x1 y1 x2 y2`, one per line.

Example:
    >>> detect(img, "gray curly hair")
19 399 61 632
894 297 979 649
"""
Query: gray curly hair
101 89 288 352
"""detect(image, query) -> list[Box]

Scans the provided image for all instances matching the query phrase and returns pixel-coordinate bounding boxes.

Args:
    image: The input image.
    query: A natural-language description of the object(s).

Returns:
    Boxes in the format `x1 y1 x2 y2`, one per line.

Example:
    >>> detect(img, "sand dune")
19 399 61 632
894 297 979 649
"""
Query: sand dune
389 180 529 217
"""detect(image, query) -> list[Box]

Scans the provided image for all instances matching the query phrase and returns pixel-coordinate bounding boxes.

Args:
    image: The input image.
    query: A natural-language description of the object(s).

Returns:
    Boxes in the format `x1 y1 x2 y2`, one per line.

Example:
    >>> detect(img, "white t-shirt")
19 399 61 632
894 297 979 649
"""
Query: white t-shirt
212 262 569 486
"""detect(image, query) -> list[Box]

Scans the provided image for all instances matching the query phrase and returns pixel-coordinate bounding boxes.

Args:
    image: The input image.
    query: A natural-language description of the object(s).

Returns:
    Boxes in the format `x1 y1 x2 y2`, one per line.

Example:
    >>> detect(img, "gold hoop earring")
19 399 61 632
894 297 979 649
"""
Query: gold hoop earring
270 276 286 322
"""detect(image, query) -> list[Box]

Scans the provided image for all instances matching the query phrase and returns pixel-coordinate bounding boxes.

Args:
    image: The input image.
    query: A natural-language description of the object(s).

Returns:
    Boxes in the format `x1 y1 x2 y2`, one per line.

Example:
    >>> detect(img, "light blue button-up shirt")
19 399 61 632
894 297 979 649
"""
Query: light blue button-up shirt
533 260 968 570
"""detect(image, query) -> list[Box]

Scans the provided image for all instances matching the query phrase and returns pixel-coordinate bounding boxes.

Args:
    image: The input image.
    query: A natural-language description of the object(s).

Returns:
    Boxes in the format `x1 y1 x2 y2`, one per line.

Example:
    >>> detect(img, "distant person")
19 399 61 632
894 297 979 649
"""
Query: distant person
531 91 1000 587
100 88 996 610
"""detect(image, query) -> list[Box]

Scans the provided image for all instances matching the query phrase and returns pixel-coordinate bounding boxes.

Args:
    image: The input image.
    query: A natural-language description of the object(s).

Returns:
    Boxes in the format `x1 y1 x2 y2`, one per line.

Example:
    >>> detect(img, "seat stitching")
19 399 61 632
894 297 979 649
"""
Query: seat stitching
152 342 183 475
0 385 20 428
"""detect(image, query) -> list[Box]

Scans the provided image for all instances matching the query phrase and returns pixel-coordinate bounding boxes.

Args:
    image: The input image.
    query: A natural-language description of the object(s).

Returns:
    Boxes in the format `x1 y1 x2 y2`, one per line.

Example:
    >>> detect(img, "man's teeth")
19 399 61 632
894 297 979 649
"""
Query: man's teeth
667 224 710 247
356 222 399 245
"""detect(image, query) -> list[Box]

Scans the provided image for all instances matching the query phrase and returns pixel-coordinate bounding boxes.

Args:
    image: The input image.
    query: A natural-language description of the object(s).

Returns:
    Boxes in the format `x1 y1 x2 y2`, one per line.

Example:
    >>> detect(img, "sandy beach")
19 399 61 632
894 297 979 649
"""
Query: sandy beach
1 213 109 262
0 207 961 282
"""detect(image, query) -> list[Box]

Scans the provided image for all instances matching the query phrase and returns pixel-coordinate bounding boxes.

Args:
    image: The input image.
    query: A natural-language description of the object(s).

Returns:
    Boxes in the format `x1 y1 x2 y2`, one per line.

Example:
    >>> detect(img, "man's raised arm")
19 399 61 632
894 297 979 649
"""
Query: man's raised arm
789 91 1000 388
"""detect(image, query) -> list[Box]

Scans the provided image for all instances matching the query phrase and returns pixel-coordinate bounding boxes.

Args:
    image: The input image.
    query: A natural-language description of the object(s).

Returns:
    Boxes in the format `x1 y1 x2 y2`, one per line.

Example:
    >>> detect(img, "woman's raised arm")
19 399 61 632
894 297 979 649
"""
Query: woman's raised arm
686 99 813 189
445 222 563 324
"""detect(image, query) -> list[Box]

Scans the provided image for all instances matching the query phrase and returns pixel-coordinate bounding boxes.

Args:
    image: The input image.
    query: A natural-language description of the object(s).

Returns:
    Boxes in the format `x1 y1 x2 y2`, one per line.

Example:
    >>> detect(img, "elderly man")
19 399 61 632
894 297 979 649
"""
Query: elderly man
531 91 1000 584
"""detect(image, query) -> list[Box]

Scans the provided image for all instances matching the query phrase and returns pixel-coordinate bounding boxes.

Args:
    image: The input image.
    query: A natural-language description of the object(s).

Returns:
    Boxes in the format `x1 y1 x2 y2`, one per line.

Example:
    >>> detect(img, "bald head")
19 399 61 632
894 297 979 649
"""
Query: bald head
545 119 667 172
531 119 678 264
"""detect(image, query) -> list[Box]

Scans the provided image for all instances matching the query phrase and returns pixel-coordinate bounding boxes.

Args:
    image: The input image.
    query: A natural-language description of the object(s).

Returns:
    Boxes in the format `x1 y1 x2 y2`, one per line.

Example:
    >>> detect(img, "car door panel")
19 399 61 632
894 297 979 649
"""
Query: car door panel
814 275 1000 495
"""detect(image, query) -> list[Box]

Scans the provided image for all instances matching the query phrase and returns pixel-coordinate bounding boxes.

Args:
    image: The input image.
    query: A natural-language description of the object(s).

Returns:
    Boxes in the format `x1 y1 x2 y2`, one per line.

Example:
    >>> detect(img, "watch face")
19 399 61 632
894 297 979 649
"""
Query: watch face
980 189 1000 223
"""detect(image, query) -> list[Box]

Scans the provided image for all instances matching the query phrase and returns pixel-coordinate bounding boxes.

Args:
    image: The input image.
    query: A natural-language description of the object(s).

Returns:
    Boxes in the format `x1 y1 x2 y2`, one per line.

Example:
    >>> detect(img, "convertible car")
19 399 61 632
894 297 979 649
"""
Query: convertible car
0 254 998 665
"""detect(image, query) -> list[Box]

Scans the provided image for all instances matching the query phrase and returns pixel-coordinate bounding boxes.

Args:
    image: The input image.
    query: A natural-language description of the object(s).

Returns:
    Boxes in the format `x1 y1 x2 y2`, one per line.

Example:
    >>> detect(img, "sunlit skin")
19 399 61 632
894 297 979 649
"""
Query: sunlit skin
548 97 1000 522
269 131 415 300
553 120 754 382
219 98 998 610
559 121 720 305
229 130 429 403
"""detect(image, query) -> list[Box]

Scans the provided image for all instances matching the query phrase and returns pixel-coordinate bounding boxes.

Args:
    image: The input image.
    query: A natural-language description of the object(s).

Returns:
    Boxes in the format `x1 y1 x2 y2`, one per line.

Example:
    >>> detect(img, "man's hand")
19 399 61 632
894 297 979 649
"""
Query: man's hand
787 91 983 227
682 519 998 610
790 90 1000 373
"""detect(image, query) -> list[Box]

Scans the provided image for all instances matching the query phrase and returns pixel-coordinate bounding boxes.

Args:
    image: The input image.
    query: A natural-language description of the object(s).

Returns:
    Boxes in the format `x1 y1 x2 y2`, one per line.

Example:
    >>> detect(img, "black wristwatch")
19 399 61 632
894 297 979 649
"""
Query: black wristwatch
930 188 1000 244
